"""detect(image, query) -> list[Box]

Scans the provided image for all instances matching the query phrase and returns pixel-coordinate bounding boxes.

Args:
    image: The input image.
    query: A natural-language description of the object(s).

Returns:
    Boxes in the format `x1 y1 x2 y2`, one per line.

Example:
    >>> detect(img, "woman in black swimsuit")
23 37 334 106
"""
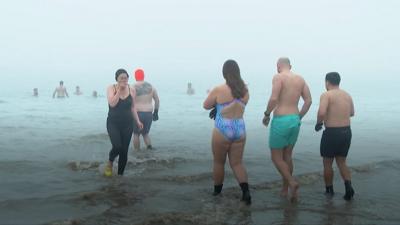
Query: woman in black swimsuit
105 69 143 176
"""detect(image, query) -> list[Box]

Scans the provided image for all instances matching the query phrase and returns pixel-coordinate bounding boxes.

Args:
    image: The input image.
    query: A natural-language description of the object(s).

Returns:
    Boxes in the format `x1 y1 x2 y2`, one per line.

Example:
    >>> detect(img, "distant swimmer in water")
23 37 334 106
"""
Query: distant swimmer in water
92 90 98 98
187 82 195 95
104 69 143 176
52 81 69 98
33 88 38 97
315 72 355 201
262 57 312 202
132 69 160 151
203 60 251 205
74 86 83 95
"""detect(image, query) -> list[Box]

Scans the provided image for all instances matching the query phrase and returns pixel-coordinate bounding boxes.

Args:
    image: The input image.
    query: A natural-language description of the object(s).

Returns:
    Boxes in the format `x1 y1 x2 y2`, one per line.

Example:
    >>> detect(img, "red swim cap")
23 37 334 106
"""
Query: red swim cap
135 69 145 81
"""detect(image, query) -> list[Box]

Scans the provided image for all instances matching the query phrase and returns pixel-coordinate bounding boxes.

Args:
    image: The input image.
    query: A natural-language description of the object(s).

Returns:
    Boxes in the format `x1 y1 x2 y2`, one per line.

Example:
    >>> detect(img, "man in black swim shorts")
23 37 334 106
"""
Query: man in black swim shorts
132 69 160 150
315 72 355 201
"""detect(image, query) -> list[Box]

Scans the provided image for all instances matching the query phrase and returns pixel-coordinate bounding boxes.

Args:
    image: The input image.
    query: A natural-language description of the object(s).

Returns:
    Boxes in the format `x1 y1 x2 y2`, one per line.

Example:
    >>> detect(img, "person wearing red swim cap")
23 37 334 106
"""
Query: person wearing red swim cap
131 68 160 150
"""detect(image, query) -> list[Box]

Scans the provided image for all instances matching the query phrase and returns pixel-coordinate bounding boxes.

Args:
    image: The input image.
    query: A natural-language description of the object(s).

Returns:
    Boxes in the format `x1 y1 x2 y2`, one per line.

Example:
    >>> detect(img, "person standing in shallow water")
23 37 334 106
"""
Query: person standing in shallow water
187 82 195 95
33 88 38 97
132 68 160 150
203 59 251 205
262 57 312 202
315 72 355 200
104 69 143 176
52 81 69 98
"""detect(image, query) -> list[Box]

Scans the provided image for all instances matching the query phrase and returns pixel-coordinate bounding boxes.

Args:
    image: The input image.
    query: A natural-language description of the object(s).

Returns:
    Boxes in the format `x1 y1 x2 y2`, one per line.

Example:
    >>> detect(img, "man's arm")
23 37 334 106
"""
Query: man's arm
317 93 329 124
153 88 160 110
264 75 282 115
299 82 312 119
52 88 57 98
64 88 69 98
350 96 355 117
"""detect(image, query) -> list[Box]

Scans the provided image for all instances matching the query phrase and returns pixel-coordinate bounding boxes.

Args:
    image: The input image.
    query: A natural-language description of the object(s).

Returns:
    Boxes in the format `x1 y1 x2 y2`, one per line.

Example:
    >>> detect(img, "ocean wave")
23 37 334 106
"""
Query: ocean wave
67 156 192 172
160 172 213 183
79 133 109 142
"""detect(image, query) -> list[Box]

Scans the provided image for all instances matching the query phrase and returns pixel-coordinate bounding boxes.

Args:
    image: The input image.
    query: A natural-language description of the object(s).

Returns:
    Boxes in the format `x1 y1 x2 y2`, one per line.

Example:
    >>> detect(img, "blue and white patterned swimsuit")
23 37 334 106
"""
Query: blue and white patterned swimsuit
215 99 246 141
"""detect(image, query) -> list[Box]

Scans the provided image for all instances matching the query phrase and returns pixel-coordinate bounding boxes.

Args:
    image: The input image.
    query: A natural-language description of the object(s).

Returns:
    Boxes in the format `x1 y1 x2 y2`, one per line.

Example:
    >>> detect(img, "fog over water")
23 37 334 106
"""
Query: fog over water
1 1 400 225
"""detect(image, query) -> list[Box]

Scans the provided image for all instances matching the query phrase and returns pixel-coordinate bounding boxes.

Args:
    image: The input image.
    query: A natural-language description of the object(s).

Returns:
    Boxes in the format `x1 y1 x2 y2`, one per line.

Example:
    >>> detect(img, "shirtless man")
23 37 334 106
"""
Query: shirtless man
262 57 312 201
132 69 160 150
52 81 69 98
315 72 355 201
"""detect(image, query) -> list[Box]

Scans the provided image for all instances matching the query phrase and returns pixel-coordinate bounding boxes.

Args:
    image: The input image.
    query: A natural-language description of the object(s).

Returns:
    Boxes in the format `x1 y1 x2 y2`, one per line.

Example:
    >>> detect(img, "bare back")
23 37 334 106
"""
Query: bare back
274 72 306 115
215 84 249 119
134 82 156 112
324 89 354 127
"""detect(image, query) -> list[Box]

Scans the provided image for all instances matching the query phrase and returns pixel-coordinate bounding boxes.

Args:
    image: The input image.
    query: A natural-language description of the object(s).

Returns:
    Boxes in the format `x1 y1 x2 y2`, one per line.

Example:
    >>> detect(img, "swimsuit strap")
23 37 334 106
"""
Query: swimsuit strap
220 98 246 107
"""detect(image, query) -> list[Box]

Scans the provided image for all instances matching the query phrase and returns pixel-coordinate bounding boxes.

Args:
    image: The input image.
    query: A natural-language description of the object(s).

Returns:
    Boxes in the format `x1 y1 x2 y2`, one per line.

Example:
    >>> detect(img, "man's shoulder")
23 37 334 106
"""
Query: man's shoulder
292 73 305 81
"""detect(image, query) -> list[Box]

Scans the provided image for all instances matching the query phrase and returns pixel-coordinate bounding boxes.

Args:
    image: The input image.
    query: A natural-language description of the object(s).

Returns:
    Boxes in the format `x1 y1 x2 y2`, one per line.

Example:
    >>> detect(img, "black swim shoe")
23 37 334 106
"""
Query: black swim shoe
213 184 223 196
325 185 334 196
239 183 251 205
343 180 355 201
241 190 252 205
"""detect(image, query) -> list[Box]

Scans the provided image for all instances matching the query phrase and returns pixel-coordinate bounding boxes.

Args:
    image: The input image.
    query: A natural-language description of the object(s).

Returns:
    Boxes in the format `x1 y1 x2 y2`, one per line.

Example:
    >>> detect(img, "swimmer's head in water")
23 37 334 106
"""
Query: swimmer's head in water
115 69 129 81
134 69 145 81
277 57 291 73
222 59 247 99
325 72 341 86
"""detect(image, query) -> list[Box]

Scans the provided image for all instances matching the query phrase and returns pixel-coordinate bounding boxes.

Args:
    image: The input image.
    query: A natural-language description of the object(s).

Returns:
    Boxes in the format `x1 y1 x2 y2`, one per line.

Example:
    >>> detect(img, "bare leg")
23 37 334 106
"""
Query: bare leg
132 134 140 151
335 156 354 200
323 157 335 195
281 145 294 197
228 137 251 204
212 129 229 189
143 134 152 149
271 149 299 201
335 156 351 181
323 157 334 185
228 137 248 183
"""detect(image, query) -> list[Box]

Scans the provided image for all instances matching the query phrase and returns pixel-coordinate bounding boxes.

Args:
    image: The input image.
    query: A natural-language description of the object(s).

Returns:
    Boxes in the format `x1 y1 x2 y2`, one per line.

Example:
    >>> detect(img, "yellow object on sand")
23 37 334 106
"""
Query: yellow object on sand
104 164 112 177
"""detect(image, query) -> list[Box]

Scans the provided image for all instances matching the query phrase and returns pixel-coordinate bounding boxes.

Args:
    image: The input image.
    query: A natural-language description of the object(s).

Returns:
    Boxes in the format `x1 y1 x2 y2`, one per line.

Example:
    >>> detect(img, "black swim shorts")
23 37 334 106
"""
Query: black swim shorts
320 126 352 158
133 112 153 135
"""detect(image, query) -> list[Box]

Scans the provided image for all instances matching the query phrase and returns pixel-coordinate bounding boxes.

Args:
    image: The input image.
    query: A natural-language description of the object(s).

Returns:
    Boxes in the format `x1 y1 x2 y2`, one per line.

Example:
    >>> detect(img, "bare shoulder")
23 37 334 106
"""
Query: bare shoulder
107 84 115 91
321 91 329 98
273 73 282 79
293 73 305 82
341 89 353 99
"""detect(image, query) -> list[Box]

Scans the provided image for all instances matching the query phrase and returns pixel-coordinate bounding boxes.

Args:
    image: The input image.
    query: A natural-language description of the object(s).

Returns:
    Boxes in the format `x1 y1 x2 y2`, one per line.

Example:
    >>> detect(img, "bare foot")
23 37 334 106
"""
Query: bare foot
289 181 299 202
280 186 289 197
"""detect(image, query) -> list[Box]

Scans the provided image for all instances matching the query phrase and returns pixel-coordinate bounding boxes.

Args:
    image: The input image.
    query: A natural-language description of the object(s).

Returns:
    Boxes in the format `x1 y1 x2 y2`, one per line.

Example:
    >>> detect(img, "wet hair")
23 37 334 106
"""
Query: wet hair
325 72 341 85
222 60 248 99
115 69 129 81
60 81 64 85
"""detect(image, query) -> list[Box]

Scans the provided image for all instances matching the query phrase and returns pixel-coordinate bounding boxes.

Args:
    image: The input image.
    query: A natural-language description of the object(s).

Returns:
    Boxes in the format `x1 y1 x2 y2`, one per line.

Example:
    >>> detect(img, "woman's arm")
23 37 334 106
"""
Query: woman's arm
203 87 218 110
107 85 120 107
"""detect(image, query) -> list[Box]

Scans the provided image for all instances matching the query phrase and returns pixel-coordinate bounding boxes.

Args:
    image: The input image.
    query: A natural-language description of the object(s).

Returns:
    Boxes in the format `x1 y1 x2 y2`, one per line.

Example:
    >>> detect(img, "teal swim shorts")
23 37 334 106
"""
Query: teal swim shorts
269 114 301 149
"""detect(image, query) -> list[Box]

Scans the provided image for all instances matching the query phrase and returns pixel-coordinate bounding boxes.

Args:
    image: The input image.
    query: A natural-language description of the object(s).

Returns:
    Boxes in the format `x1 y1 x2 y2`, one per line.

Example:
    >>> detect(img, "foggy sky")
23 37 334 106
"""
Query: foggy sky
1 0 399 84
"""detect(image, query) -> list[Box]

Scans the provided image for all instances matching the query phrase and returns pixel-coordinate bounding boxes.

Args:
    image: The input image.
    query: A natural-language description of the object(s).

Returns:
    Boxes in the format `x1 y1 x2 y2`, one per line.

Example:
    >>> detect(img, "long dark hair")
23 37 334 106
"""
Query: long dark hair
222 60 247 99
